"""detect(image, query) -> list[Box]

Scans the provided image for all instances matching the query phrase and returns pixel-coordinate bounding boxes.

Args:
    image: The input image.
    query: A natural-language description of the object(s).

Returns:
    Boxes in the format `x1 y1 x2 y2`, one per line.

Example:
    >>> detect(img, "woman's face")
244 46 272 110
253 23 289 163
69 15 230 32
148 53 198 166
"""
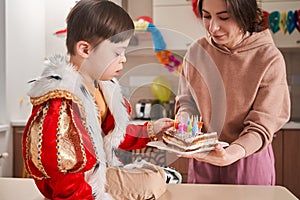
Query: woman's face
201 0 243 48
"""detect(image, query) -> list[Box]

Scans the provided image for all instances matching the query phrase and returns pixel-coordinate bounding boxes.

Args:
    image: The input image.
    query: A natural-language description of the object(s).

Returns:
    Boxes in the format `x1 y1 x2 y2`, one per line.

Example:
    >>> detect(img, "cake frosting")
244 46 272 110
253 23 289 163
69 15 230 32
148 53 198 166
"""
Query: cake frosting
163 127 218 151
163 115 218 152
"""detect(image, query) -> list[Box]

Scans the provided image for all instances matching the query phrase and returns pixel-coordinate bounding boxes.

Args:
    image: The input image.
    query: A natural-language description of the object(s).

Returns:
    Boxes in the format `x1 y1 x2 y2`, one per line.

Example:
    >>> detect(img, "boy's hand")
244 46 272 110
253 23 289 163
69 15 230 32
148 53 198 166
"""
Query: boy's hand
153 118 174 134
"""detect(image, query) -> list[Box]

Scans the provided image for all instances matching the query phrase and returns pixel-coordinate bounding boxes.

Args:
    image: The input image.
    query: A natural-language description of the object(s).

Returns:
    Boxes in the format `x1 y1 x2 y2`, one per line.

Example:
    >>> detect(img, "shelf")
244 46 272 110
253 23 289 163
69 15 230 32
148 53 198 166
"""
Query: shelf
11 120 27 127
0 125 9 133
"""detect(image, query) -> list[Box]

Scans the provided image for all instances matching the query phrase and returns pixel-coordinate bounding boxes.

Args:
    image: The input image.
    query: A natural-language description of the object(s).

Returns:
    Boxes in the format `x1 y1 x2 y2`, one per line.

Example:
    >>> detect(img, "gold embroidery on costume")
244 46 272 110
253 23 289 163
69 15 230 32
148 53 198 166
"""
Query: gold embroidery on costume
31 90 82 108
57 99 86 173
29 103 50 179
31 89 87 131
57 100 76 172
29 90 99 173
24 106 43 179
68 102 89 172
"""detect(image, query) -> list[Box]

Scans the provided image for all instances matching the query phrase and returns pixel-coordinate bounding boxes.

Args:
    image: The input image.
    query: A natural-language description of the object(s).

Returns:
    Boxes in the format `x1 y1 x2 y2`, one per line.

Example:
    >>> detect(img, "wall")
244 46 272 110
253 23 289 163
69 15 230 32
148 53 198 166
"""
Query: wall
282 49 300 121
45 0 76 55
3 0 46 177
0 0 7 177
6 0 46 121
0 0 5 124
126 0 153 20
5 0 77 123
45 0 122 55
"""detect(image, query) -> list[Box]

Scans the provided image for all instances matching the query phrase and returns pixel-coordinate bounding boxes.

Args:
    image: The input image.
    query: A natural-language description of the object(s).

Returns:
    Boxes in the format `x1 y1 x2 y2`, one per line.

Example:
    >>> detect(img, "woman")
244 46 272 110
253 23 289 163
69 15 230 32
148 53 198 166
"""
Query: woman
177 0 290 185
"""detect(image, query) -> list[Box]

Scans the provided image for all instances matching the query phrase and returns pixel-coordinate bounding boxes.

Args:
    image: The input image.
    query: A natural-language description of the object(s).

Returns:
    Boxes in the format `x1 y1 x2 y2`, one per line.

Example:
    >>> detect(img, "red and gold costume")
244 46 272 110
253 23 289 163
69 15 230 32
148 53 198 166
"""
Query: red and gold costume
22 56 150 199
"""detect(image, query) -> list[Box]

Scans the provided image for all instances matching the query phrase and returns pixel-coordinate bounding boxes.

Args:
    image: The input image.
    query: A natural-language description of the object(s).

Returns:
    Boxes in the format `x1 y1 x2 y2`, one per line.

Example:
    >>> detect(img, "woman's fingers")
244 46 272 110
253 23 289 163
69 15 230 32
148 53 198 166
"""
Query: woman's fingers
178 151 209 160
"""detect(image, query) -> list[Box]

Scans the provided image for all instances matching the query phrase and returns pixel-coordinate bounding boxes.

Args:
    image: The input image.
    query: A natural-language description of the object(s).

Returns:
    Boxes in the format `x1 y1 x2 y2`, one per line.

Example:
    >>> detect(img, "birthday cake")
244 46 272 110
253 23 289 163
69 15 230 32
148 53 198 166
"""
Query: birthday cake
162 115 218 152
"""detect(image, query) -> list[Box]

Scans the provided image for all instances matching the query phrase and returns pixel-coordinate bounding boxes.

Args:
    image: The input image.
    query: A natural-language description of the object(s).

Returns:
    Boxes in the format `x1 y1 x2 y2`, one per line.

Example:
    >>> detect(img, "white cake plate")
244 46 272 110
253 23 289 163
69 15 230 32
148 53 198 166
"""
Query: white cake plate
147 141 229 155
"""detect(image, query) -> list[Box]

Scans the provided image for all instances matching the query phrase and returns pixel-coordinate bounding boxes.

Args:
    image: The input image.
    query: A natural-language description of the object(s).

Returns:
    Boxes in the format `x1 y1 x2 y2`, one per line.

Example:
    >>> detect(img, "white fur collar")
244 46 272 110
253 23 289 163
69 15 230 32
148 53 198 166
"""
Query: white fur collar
100 79 129 167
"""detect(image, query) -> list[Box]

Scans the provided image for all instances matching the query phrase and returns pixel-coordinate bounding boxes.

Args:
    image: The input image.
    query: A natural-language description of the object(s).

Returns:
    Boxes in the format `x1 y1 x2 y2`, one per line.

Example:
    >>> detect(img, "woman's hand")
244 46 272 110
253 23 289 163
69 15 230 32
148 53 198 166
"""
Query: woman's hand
180 143 246 167
153 118 174 134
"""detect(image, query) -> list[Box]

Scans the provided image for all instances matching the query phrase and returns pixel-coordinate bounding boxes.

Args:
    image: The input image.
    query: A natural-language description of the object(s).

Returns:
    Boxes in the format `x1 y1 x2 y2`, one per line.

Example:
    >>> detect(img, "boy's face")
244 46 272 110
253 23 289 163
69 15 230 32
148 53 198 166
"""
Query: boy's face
81 38 130 81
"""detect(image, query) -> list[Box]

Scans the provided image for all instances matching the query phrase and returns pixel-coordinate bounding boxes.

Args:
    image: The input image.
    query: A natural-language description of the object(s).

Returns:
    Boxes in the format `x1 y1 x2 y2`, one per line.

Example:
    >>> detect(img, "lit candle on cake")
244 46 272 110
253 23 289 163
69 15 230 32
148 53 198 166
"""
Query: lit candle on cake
178 123 183 133
192 116 198 136
187 117 192 133
174 115 179 130
183 123 188 133
198 115 203 133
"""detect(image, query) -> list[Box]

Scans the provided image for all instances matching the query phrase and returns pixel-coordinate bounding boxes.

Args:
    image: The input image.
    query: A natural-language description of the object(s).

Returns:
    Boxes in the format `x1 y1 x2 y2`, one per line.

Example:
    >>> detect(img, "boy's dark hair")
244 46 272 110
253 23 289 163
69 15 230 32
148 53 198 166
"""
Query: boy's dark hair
198 0 265 33
66 0 134 55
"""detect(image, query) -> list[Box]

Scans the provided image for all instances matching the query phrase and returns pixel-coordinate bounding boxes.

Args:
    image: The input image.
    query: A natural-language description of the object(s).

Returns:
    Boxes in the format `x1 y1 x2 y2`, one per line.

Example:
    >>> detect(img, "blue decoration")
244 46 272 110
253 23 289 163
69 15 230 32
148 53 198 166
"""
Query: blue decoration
269 11 281 34
287 10 296 34
146 23 166 52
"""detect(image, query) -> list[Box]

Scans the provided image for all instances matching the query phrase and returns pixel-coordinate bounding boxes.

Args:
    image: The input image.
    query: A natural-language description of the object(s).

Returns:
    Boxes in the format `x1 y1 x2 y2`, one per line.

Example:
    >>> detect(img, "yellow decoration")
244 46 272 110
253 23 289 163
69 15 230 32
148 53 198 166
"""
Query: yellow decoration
279 11 287 34
134 21 149 31
151 76 171 102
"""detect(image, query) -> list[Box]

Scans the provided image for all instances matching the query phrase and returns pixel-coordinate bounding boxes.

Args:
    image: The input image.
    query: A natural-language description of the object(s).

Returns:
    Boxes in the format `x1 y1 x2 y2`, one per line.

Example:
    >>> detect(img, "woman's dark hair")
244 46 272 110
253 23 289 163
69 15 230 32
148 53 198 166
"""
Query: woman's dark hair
66 0 134 55
198 0 265 33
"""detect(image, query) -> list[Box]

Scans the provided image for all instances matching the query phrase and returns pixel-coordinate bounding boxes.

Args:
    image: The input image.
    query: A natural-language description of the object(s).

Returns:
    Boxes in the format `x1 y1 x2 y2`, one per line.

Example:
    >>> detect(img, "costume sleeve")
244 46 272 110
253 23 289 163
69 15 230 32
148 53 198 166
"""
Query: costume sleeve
100 97 151 151
118 123 150 151
34 173 94 200
119 98 151 150
23 98 97 199
233 53 290 156
101 110 150 151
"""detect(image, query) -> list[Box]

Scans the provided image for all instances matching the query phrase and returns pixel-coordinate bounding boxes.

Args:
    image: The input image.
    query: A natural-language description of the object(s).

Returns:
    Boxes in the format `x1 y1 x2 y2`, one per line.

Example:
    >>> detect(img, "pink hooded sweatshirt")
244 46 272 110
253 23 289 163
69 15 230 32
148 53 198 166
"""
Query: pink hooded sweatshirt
176 29 290 157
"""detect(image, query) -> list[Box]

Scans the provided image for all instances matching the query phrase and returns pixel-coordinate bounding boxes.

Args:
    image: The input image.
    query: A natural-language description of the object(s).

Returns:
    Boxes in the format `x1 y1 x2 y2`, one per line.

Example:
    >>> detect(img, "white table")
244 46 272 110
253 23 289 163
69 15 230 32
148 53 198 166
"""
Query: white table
0 178 298 200
0 178 44 200
158 183 298 200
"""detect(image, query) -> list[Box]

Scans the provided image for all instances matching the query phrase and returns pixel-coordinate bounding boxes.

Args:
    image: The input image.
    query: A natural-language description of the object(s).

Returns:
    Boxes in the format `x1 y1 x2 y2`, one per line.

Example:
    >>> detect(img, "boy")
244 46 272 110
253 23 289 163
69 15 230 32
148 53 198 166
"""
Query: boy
23 0 173 199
